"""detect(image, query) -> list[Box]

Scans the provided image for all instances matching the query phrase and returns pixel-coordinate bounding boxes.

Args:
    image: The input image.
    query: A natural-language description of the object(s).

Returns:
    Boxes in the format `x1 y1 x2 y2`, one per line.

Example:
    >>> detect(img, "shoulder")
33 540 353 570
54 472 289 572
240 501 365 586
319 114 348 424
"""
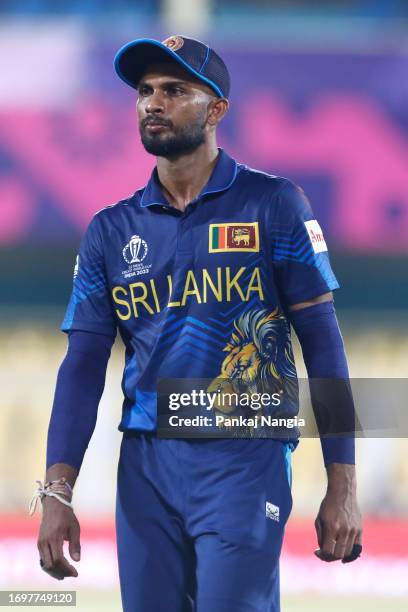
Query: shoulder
274 180 313 223
82 190 142 233
78 192 140 250
236 164 311 217
92 191 140 222
235 163 287 194
236 164 303 200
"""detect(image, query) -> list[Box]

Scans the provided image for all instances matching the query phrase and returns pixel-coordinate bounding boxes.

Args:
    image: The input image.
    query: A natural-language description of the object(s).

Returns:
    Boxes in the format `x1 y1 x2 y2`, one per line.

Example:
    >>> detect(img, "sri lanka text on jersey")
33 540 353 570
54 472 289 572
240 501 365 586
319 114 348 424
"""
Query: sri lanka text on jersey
112 266 264 319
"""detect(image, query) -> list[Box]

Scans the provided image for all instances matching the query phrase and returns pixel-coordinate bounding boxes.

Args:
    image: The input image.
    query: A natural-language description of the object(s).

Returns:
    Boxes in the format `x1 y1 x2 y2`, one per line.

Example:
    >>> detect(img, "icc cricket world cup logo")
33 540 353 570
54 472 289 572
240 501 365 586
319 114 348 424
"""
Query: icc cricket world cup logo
123 235 148 264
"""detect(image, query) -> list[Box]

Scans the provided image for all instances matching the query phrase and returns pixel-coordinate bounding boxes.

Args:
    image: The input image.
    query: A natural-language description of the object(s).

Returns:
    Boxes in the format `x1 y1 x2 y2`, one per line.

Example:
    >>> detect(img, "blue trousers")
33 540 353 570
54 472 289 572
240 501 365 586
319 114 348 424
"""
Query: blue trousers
116 432 294 612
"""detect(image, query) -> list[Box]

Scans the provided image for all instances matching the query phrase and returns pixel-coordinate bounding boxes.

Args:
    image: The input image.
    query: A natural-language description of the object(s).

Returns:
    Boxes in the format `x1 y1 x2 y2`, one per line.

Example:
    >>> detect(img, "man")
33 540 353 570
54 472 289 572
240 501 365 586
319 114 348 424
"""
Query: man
33 35 362 611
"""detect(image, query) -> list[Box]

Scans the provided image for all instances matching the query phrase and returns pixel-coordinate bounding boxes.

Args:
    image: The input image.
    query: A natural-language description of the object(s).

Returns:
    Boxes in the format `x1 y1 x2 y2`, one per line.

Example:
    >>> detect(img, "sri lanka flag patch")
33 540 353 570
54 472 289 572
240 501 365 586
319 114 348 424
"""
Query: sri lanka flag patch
209 222 259 253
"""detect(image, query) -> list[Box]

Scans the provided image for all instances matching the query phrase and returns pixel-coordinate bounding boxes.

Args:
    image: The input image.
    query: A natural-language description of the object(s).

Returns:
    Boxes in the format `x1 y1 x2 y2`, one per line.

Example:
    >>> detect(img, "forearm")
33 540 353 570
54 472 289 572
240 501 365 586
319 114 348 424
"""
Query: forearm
289 300 355 466
46 330 114 473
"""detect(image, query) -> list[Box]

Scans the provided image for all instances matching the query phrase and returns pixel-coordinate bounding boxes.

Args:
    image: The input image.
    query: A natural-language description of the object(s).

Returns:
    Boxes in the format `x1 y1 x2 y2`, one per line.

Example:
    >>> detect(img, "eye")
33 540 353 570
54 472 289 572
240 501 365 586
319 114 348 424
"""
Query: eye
167 85 184 96
138 85 151 97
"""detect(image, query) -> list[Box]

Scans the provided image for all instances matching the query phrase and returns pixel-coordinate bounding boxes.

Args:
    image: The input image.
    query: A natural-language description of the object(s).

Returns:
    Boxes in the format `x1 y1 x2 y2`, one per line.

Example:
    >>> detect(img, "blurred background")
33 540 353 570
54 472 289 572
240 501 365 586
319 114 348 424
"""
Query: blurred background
0 0 407 610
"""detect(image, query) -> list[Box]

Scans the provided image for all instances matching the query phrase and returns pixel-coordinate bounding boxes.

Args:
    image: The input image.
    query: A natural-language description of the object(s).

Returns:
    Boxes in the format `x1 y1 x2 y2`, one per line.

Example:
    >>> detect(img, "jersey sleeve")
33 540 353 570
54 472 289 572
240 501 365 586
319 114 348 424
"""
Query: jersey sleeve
61 215 117 336
271 180 340 306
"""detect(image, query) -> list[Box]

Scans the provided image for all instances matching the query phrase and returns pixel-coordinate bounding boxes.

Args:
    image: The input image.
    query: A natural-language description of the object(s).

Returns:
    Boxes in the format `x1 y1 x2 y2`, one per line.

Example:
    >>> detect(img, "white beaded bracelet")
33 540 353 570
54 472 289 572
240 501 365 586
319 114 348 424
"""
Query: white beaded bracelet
29 477 74 515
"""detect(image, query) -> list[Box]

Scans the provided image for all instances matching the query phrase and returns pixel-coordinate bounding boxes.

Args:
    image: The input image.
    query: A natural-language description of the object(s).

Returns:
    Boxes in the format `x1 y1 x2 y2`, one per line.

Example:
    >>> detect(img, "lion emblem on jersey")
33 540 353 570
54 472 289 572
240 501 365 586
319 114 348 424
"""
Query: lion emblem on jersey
207 308 297 418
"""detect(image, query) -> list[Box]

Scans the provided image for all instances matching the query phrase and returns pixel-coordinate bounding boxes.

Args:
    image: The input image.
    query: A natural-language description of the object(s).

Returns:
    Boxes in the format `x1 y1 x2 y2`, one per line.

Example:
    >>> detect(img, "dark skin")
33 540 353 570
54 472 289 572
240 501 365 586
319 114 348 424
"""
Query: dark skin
136 63 229 211
37 464 79 580
37 64 361 579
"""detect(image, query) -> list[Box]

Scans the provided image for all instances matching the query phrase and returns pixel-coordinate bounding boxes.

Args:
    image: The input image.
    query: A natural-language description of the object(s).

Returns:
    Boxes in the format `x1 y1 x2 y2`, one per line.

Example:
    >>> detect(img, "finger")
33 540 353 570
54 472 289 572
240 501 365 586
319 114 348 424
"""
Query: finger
333 528 350 560
49 535 78 578
342 543 363 564
52 551 78 578
314 548 337 562
314 517 323 548
343 529 357 559
68 524 81 562
55 556 78 578
315 531 338 562
42 543 65 580
37 539 53 574
314 514 338 561
321 529 337 558
342 527 363 563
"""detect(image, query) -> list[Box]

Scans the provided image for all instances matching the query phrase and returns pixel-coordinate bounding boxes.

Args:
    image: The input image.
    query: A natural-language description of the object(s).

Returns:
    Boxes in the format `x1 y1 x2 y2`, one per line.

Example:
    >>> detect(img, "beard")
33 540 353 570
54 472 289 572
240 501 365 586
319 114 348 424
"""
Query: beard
140 116 206 158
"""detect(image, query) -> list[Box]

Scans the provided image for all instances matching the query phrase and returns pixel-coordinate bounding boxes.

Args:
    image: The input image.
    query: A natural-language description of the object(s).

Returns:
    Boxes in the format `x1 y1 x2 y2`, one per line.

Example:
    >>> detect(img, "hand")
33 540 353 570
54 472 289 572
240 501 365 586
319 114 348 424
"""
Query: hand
314 463 362 563
37 497 81 580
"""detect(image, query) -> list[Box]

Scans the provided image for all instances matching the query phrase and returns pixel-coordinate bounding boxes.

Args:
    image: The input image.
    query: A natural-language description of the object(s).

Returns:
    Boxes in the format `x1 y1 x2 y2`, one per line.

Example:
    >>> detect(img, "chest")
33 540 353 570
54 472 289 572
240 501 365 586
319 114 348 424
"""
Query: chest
104 196 271 288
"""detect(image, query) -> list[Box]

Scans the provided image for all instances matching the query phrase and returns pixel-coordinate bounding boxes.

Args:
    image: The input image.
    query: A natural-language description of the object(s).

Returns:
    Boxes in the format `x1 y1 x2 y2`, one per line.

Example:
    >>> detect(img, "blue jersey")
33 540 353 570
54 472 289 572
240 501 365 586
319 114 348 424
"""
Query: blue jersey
62 149 339 432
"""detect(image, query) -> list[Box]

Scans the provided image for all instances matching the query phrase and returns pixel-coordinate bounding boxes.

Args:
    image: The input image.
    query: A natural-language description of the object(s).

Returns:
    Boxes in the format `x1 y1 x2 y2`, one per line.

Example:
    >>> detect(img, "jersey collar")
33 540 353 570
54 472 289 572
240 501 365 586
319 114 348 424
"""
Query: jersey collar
140 148 238 208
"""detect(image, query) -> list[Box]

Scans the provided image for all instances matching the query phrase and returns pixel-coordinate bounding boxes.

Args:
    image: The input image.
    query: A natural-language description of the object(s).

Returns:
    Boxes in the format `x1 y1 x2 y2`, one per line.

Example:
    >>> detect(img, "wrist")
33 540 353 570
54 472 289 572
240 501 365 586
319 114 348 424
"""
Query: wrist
45 464 78 489
41 495 73 512
326 463 357 496
29 476 74 516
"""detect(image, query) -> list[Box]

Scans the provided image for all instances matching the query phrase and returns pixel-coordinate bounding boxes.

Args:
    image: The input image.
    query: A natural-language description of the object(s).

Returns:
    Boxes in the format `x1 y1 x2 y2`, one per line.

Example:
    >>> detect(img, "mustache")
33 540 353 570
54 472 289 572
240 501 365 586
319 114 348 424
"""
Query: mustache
141 117 173 129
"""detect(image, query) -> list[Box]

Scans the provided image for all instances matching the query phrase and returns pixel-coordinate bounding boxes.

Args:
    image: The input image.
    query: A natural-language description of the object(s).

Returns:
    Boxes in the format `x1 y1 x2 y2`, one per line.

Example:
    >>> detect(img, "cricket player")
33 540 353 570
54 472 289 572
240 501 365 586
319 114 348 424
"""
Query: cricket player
32 36 362 611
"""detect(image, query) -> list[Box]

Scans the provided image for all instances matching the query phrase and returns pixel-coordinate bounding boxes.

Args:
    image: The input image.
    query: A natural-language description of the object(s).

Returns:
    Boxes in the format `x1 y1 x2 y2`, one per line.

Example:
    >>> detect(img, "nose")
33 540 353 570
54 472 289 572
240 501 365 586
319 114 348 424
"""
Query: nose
145 89 165 115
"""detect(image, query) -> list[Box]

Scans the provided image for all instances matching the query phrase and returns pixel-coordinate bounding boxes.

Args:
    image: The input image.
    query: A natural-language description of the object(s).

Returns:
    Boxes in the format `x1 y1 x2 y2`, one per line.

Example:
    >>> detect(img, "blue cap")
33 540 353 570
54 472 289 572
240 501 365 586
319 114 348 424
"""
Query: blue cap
114 35 230 99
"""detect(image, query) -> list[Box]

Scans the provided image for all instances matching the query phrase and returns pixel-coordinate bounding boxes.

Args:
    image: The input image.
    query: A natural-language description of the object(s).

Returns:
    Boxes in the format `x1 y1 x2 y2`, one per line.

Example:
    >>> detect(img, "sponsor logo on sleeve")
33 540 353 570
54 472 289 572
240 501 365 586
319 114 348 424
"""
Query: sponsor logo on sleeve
304 220 328 253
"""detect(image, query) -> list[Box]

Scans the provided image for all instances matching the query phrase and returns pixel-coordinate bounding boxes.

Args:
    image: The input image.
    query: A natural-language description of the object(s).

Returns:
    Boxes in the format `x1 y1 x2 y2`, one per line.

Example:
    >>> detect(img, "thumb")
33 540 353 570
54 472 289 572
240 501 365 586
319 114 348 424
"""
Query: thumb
68 525 81 562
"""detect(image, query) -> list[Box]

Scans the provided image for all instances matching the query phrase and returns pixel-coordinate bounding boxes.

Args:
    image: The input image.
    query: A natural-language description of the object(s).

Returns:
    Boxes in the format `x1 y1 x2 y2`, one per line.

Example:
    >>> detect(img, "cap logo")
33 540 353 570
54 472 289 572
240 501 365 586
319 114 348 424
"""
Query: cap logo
162 35 184 52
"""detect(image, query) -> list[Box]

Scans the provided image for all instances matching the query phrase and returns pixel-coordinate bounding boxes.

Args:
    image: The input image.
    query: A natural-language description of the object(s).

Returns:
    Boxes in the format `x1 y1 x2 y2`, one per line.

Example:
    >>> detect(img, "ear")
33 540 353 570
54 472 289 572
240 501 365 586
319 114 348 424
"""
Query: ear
207 97 229 127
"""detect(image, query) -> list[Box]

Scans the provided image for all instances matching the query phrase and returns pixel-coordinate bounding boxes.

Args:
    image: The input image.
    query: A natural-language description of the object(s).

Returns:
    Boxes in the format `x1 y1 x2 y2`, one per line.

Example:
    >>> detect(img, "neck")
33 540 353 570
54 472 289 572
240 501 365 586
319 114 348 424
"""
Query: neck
156 142 219 211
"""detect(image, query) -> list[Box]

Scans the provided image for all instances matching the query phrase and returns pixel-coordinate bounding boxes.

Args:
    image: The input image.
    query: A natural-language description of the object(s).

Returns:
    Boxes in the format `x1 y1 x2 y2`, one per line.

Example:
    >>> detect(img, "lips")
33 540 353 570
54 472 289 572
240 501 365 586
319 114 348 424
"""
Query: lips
143 119 171 132
145 123 169 133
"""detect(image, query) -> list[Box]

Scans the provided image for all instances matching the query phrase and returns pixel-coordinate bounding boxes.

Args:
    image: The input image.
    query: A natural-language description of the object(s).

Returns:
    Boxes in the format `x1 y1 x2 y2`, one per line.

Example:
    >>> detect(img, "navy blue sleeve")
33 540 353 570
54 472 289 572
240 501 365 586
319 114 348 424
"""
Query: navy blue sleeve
272 180 340 306
61 215 117 335
288 301 355 467
46 330 115 471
